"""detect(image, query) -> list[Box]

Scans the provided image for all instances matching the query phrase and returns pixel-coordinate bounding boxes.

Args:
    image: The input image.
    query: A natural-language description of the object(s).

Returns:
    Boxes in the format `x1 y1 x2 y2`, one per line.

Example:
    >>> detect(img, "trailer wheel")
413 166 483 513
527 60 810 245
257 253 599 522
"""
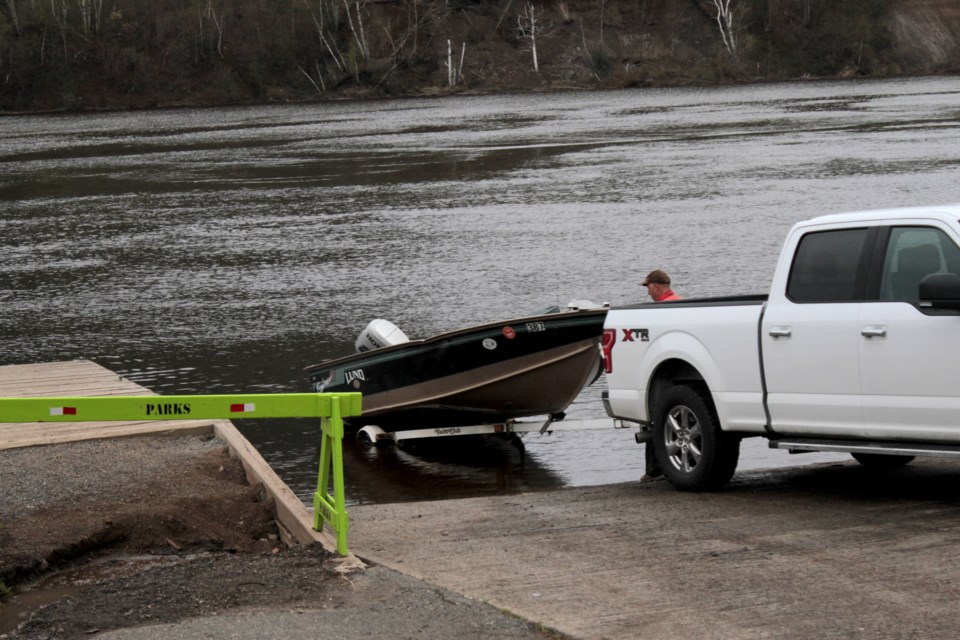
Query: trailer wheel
652 383 739 491
356 425 389 448
851 452 915 470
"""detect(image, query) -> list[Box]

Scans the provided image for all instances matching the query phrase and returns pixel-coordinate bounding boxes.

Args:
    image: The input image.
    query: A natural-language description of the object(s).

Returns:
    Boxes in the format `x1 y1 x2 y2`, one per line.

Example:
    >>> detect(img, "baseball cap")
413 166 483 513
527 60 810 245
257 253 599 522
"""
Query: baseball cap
641 269 671 286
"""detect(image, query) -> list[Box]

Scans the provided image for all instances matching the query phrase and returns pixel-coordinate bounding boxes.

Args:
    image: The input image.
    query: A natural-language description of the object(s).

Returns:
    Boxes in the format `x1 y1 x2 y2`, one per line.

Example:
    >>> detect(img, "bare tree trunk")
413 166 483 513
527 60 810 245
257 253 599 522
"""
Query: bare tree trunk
447 38 452 86
93 0 103 33
322 0 340 30
76 0 104 35
711 0 739 66
77 0 90 34
213 13 224 58
206 0 225 59
313 11 346 71
443 39 466 87
200 1 224 58
50 0 67 58
530 3 538 72
579 17 600 79
355 1 369 60
315 60 326 89
297 62 325 94
494 0 514 31
579 17 590 61
343 0 370 61
598 0 605 53
411 0 417 55
518 2 539 73
197 5 203 63
5 0 21 36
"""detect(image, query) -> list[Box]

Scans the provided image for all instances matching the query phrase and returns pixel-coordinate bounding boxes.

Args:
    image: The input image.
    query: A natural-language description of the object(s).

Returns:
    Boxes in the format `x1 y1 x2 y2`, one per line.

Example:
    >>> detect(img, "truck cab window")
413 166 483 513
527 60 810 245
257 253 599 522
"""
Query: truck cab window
879 227 960 301
787 229 868 302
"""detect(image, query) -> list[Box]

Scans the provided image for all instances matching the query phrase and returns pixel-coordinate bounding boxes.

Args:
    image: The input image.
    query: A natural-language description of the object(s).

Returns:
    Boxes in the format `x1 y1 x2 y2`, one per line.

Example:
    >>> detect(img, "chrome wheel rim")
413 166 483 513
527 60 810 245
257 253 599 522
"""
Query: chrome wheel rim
664 404 702 473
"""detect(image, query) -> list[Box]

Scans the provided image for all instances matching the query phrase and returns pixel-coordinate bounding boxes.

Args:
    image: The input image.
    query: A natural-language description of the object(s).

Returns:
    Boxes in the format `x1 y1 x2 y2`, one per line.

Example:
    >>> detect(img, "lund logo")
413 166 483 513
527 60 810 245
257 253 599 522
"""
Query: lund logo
145 403 191 416
621 328 649 343
345 369 365 384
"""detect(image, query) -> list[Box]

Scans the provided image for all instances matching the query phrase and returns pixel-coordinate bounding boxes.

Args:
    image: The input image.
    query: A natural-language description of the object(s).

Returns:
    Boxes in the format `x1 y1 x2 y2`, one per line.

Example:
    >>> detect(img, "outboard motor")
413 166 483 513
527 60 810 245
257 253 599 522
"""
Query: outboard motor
355 319 410 353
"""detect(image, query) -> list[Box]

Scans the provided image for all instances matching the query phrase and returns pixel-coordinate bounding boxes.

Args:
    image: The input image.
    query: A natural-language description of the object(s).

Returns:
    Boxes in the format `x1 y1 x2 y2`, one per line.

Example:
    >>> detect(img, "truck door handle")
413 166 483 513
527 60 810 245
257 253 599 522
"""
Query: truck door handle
768 326 792 338
861 326 887 338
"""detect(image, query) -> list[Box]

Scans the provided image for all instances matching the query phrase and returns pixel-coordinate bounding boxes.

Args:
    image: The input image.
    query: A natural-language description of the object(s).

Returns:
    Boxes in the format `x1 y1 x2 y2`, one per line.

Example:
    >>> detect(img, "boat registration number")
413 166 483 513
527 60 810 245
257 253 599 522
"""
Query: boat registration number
526 322 546 332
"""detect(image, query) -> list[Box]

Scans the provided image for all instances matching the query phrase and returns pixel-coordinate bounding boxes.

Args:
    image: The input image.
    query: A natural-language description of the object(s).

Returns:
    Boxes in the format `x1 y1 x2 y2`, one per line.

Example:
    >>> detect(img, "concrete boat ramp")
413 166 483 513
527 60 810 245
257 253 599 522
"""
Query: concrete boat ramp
349 449 960 638
5 361 960 638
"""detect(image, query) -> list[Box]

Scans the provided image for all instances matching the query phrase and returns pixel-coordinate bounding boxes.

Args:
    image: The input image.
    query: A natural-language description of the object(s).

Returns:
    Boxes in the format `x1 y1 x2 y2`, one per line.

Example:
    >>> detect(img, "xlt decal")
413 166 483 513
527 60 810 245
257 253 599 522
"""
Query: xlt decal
621 328 649 342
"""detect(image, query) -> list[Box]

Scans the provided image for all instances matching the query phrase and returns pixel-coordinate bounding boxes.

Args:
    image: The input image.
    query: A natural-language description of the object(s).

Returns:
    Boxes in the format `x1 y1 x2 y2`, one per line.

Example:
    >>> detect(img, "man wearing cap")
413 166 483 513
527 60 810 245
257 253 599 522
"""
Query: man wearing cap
641 269 682 480
642 269 682 302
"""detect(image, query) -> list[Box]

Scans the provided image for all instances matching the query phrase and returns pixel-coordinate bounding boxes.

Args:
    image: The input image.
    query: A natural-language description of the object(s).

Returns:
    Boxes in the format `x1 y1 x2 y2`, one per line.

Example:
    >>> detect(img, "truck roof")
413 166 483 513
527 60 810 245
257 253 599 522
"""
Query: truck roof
800 203 960 228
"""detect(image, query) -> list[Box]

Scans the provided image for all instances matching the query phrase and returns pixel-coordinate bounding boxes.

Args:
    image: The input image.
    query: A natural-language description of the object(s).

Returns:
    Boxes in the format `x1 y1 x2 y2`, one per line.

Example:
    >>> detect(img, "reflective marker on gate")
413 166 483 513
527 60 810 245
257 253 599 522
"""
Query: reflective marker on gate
50 407 77 416
229 403 256 413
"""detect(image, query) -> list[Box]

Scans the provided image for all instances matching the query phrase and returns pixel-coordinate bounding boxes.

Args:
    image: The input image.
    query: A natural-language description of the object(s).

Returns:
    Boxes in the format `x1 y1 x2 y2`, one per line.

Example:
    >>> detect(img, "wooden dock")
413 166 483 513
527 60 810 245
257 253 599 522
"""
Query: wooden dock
0 360 345 556
0 360 217 449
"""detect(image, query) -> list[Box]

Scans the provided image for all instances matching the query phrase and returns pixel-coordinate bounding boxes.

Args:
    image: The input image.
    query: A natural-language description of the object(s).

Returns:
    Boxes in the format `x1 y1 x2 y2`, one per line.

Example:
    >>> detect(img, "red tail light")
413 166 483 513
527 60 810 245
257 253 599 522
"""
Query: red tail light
601 328 616 374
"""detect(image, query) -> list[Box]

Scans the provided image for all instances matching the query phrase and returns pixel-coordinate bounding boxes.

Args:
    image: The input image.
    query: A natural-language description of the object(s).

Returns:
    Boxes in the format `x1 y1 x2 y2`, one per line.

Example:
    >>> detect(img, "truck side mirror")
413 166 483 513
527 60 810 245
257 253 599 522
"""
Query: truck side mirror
919 273 960 311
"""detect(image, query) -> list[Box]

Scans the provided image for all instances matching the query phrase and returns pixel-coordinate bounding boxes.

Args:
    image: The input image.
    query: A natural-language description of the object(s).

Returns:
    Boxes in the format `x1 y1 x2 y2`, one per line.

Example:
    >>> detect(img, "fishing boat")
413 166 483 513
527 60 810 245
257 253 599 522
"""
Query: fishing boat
305 303 607 433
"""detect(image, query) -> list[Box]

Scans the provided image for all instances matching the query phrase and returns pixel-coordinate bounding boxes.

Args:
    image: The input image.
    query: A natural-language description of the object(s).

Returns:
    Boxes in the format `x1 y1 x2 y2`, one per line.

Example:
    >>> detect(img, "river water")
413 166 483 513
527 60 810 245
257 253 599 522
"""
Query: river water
3 76 959 505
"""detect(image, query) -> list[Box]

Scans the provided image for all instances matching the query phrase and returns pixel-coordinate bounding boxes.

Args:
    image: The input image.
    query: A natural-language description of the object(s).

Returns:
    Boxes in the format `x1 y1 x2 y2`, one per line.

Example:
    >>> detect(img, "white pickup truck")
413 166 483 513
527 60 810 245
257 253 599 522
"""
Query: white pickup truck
601 204 960 491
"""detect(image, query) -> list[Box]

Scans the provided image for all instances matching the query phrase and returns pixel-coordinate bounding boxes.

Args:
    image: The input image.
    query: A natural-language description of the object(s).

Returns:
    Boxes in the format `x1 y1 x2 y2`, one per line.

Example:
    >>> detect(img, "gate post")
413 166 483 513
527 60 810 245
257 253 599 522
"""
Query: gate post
313 394 353 556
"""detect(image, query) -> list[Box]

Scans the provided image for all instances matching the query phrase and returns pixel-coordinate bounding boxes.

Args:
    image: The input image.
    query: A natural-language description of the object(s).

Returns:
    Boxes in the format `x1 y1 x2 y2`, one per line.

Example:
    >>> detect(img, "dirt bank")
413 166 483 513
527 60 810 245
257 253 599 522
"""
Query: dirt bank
0 436 560 640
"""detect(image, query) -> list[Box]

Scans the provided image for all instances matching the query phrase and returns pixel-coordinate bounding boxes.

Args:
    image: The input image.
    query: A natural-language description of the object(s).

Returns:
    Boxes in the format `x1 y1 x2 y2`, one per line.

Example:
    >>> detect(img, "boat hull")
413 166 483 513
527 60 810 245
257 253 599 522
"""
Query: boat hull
305 309 606 431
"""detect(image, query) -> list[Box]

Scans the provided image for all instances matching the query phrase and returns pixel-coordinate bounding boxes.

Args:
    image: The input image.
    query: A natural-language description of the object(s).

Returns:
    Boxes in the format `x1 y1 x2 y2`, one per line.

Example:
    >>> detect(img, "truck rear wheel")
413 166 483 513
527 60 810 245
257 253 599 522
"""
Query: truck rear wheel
851 452 915 469
652 383 739 491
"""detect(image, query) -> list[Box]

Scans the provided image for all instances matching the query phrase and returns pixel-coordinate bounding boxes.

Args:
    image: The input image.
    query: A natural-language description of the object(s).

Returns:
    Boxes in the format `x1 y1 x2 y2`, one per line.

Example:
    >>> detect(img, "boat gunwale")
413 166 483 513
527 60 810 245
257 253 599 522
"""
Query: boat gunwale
304 307 607 375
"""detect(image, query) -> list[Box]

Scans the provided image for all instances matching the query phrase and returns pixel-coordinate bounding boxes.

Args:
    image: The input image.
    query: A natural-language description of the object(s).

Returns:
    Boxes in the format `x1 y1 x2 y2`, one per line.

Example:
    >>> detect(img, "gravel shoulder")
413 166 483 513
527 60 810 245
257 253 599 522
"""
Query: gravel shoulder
0 436 564 640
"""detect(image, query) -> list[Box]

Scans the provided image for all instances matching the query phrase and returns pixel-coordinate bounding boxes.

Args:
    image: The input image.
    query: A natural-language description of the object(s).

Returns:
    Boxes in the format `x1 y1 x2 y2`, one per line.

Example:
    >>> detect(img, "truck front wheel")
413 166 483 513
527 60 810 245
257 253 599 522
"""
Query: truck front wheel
652 384 740 491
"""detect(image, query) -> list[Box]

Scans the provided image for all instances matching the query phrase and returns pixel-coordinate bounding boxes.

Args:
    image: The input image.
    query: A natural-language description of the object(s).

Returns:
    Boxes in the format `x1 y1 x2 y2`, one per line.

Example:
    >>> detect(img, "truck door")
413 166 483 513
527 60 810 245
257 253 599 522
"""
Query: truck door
761 228 870 437
859 225 960 441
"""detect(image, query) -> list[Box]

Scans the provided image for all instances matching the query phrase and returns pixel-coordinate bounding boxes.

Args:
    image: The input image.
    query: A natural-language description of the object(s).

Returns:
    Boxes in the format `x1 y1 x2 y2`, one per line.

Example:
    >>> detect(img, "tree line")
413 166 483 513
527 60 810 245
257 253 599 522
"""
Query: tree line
1 0 956 112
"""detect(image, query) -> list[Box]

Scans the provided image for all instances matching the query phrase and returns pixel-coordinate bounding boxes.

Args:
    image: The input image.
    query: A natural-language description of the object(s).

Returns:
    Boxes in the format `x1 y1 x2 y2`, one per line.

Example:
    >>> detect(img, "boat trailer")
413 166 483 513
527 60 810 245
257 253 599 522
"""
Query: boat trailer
356 416 634 446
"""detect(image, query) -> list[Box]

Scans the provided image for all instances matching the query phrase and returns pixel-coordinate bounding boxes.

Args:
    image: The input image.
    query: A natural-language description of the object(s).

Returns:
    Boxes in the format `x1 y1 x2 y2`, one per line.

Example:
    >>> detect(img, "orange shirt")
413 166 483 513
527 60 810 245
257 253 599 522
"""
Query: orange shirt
655 290 682 302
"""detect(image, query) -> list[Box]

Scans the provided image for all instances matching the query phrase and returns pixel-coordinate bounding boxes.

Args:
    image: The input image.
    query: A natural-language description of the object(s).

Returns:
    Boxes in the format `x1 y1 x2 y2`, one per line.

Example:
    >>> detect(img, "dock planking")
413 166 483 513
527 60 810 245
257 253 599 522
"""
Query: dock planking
0 360 217 450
